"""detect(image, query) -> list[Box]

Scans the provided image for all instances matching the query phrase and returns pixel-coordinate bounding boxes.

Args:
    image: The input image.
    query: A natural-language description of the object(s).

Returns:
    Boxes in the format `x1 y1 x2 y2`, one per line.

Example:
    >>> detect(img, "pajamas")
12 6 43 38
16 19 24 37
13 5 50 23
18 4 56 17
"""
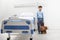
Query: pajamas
37 18 43 34
37 11 44 34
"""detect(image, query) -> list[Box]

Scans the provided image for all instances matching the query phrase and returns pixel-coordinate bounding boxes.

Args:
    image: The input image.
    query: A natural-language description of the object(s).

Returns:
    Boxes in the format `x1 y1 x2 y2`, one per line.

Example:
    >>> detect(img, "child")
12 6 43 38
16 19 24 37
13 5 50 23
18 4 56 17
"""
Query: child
37 6 44 34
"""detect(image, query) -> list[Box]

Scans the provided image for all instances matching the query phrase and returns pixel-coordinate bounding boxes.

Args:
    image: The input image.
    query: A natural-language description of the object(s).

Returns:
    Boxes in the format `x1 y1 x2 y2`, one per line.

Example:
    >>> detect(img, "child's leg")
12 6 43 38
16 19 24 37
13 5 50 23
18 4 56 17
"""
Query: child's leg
38 23 41 34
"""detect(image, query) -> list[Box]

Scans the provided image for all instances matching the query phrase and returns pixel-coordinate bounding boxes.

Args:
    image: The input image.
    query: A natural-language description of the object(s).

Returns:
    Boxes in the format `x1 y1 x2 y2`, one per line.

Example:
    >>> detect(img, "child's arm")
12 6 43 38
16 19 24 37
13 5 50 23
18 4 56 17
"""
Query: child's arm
42 13 44 23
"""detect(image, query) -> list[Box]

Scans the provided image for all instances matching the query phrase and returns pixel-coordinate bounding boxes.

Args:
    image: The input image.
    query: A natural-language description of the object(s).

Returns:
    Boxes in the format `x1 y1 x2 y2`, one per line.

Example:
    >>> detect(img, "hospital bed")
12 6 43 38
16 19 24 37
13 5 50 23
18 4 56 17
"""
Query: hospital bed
1 16 35 40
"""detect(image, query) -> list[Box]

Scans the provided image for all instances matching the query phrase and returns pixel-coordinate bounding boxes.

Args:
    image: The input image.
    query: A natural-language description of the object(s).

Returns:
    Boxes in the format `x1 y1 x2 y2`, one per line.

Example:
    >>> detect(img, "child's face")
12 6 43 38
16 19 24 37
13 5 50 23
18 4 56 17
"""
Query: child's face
38 8 42 11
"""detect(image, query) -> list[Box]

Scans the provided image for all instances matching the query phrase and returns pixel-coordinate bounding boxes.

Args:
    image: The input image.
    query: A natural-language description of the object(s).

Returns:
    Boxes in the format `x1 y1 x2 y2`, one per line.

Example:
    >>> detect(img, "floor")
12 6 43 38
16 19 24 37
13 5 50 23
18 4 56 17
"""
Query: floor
33 29 60 40
0 27 60 40
10 28 60 40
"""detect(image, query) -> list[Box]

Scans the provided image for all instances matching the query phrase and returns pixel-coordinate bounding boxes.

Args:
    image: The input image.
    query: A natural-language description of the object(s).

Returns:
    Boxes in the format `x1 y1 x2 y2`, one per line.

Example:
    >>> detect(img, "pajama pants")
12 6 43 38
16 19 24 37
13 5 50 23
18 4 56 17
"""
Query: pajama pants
37 18 43 33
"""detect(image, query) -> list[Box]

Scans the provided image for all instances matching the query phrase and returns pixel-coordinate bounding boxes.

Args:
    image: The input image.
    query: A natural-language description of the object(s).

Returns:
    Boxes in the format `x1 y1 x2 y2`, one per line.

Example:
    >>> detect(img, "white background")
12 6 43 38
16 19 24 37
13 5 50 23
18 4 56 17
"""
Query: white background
0 0 60 30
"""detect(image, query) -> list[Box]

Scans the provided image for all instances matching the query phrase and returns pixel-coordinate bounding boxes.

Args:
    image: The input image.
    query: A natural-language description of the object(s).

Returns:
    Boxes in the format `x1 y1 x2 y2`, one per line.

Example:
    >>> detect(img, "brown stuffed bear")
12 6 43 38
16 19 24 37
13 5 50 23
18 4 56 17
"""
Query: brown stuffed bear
40 23 48 34
40 26 47 34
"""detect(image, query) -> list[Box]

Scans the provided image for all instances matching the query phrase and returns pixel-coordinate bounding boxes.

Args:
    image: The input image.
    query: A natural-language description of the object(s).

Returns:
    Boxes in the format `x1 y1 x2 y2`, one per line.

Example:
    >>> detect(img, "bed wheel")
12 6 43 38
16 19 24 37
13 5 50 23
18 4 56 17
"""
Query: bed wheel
7 38 10 40
30 38 33 40
34 29 36 31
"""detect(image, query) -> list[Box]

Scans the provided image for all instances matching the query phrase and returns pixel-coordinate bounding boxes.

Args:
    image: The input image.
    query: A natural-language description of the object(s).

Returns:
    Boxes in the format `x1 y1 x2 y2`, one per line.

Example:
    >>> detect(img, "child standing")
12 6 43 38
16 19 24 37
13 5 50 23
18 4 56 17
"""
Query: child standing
37 6 44 34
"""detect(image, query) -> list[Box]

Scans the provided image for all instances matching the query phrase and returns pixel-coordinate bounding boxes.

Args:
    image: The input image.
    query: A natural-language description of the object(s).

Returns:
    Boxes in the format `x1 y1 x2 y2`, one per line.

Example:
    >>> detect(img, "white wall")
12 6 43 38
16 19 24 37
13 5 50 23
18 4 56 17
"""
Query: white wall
46 0 60 29
0 0 60 29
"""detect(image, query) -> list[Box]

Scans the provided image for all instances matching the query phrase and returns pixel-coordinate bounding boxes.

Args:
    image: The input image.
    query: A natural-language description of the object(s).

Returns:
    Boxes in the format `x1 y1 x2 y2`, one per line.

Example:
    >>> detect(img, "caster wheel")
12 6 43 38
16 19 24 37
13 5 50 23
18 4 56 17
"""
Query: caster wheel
30 38 33 40
34 29 36 31
7 38 10 40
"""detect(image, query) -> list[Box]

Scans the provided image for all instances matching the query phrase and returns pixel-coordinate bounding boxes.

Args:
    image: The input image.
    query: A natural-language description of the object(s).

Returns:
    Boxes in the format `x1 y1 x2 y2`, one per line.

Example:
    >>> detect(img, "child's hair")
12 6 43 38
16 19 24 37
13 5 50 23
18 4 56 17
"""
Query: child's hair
38 6 42 8
41 23 44 26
